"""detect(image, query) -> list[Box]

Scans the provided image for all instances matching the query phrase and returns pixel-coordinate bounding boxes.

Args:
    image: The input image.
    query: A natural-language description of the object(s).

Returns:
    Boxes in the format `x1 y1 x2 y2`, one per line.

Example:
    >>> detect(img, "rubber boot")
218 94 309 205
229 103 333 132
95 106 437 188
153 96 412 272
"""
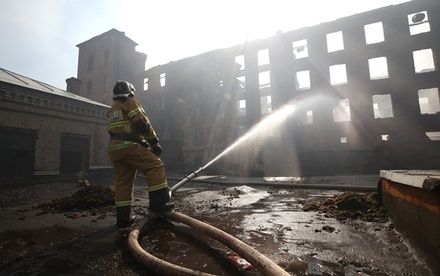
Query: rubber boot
149 188 174 215
116 206 136 228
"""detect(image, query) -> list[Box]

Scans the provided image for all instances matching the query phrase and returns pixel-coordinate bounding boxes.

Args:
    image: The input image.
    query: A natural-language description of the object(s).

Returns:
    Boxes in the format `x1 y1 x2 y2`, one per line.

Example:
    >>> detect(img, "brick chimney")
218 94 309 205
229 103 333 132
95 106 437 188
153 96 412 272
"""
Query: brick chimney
65 77 82 95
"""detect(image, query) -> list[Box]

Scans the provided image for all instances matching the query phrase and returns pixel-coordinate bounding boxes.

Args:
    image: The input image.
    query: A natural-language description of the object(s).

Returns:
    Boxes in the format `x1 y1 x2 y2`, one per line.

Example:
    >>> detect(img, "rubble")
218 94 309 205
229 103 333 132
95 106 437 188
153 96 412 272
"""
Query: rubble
35 185 114 215
1 182 436 275
301 192 387 222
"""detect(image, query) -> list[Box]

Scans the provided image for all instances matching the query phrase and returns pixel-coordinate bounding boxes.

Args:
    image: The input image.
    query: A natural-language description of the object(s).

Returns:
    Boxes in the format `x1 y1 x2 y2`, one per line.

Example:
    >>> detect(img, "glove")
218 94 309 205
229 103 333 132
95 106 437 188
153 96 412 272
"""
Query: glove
151 143 163 156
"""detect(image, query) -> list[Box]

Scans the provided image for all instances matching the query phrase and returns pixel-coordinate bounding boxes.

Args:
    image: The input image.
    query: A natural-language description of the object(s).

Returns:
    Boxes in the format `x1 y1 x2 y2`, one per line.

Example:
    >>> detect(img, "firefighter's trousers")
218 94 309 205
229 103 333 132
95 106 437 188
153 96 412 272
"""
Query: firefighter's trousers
110 144 168 208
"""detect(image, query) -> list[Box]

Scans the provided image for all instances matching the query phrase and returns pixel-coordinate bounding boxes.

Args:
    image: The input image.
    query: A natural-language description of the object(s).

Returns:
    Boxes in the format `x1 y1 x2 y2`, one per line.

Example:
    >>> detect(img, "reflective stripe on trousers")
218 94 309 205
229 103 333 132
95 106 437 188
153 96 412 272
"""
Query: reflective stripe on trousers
112 145 168 206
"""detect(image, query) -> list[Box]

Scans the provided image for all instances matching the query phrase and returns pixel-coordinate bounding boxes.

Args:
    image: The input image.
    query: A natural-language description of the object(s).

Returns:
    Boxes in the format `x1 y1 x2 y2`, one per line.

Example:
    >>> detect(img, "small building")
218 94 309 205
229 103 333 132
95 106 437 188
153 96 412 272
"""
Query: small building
0 68 111 183
74 28 147 106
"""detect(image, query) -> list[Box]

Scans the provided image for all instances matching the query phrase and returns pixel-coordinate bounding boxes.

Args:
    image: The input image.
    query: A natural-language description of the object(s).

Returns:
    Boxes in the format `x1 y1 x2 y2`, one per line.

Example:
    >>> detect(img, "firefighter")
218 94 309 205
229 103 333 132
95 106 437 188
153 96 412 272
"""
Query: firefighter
106 80 173 228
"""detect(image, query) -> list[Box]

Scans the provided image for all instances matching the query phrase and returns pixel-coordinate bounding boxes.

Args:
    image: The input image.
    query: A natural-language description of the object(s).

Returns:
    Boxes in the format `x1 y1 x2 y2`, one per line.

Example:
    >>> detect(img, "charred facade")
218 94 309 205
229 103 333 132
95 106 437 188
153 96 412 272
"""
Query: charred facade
140 0 440 176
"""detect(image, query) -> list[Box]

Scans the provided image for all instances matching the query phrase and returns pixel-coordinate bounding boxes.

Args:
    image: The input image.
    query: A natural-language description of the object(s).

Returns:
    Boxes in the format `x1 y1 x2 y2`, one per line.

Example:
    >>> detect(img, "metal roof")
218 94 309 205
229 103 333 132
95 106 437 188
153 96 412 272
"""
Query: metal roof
0 67 109 108
380 170 440 191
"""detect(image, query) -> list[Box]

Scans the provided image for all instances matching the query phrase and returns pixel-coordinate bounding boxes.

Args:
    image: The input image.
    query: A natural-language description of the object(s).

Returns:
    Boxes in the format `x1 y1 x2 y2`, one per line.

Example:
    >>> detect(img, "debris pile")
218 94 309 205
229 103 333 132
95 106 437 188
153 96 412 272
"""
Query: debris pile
36 185 114 215
302 192 387 222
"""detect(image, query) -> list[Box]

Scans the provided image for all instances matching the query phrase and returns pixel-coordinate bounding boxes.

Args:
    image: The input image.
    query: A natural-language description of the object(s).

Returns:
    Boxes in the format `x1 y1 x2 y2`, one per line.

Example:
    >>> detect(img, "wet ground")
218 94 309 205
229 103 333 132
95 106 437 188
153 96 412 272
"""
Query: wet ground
0 174 438 275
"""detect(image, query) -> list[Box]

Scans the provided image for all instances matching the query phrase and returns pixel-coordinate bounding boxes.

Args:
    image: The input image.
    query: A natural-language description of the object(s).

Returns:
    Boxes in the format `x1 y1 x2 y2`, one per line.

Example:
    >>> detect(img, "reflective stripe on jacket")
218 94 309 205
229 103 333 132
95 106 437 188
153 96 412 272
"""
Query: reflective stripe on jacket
106 98 158 152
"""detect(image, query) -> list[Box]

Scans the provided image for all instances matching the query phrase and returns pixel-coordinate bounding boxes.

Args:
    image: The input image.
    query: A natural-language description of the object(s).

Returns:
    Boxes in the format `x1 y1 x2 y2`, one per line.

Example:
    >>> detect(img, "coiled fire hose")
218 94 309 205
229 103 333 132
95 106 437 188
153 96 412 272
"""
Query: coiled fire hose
128 211 290 275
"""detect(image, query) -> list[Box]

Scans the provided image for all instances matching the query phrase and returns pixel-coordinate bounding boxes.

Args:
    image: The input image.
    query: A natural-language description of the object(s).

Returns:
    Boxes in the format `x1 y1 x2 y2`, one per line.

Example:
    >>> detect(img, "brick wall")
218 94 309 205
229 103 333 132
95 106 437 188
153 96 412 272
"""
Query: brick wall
0 82 111 181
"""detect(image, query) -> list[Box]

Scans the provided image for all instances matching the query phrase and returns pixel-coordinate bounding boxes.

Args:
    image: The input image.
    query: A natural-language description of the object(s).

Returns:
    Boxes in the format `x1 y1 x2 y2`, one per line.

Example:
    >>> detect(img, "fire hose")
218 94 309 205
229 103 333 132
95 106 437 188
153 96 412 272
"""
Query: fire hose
128 167 290 275
128 211 290 275
169 167 204 197
128 215 215 276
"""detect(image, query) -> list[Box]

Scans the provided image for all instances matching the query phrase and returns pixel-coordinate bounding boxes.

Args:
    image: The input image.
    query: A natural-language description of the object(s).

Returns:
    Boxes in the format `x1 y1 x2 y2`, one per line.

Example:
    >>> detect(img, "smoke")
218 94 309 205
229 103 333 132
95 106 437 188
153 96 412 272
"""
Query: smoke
0 0 411 88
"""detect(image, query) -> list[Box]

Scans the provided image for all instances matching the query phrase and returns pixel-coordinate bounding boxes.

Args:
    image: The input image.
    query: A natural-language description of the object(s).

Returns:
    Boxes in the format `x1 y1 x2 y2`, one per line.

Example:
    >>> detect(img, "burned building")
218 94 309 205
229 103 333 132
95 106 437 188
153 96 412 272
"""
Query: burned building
3 0 437 182
0 68 111 183
140 0 440 176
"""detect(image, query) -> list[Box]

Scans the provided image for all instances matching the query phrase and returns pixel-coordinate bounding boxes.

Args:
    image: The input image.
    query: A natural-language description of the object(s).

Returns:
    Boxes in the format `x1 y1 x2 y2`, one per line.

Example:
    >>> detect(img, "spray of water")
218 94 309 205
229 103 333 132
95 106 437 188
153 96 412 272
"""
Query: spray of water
202 102 297 170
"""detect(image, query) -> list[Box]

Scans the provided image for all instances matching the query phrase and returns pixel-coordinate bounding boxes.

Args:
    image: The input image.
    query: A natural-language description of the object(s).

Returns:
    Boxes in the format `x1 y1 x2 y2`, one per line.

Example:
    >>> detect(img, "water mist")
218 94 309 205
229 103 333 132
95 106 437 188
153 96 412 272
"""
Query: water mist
170 102 297 194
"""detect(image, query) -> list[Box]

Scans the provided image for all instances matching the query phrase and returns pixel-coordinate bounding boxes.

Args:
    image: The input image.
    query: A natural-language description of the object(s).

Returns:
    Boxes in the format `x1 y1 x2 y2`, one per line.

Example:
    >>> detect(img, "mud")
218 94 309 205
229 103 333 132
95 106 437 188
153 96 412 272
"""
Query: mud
0 178 437 275
35 185 115 219
301 191 387 222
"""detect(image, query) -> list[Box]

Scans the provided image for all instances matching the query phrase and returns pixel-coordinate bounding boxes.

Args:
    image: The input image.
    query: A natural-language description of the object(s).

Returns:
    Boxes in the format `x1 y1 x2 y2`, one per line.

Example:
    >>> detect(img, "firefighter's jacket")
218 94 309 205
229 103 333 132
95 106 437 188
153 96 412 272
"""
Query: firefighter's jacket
106 97 158 161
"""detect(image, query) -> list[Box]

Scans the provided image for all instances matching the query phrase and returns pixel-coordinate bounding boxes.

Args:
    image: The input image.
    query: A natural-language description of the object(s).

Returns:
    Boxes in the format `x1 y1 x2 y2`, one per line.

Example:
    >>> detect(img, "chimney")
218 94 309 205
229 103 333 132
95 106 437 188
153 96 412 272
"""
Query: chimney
66 77 82 95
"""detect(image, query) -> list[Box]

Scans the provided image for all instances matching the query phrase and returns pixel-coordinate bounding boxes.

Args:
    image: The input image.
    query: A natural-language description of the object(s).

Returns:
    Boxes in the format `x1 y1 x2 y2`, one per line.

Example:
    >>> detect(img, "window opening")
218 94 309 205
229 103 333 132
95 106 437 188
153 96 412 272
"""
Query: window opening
160 73 166 87
368 57 389 80
333 99 351 122
259 71 271 89
154 118 165 135
381 135 389 141
326 31 344 53
413 49 436 73
260 95 272 114
235 55 245 70
295 70 311 90
87 55 94 72
60 133 90 174
194 128 204 146
364 22 385 44
329 64 347 85
418 88 440 114
306 110 313 124
408 11 430 35
237 99 246 117
299 110 313 125
258 49 270 66
237 75 246 93
86 80 93 97
214 127 224 143
0 128 36 177
292 39 308 59
372 94 394 118
340 137 347 143
143 77 149 91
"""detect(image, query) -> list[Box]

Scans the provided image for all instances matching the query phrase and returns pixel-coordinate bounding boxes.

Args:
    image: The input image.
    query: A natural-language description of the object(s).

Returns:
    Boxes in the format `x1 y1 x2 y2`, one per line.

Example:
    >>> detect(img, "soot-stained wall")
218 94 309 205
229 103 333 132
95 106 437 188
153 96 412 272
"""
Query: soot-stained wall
141 0 440 176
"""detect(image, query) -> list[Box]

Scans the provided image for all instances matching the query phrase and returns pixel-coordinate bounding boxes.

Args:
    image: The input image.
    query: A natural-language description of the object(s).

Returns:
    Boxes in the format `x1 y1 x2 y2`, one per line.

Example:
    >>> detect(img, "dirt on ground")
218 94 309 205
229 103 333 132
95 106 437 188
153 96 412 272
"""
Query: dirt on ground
34 185 387 224
35 185 115 217
301 191 387 222
0 179 437 276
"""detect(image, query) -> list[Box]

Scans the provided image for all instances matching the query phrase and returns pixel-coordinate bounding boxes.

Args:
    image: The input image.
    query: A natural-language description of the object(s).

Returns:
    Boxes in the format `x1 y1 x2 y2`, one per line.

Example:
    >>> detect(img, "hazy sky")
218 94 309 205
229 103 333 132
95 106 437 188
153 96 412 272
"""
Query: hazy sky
0 0 410 89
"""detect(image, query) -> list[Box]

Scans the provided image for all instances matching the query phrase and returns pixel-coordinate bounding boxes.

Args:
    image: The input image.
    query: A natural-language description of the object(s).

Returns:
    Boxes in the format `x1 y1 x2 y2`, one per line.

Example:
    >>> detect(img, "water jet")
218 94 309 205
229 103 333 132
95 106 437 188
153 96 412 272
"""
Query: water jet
170 102 297 194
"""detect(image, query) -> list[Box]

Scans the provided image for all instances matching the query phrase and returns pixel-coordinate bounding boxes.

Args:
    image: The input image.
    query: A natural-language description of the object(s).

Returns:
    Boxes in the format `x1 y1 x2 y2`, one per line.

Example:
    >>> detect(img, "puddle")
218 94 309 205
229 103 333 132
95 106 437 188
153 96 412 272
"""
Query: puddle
0 182 436 275
139 219 254 275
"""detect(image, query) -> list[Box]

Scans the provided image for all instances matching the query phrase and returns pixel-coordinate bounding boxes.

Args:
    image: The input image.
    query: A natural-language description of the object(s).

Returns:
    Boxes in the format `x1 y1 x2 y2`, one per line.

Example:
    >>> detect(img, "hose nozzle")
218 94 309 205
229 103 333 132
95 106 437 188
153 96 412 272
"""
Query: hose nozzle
169 167 205 196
